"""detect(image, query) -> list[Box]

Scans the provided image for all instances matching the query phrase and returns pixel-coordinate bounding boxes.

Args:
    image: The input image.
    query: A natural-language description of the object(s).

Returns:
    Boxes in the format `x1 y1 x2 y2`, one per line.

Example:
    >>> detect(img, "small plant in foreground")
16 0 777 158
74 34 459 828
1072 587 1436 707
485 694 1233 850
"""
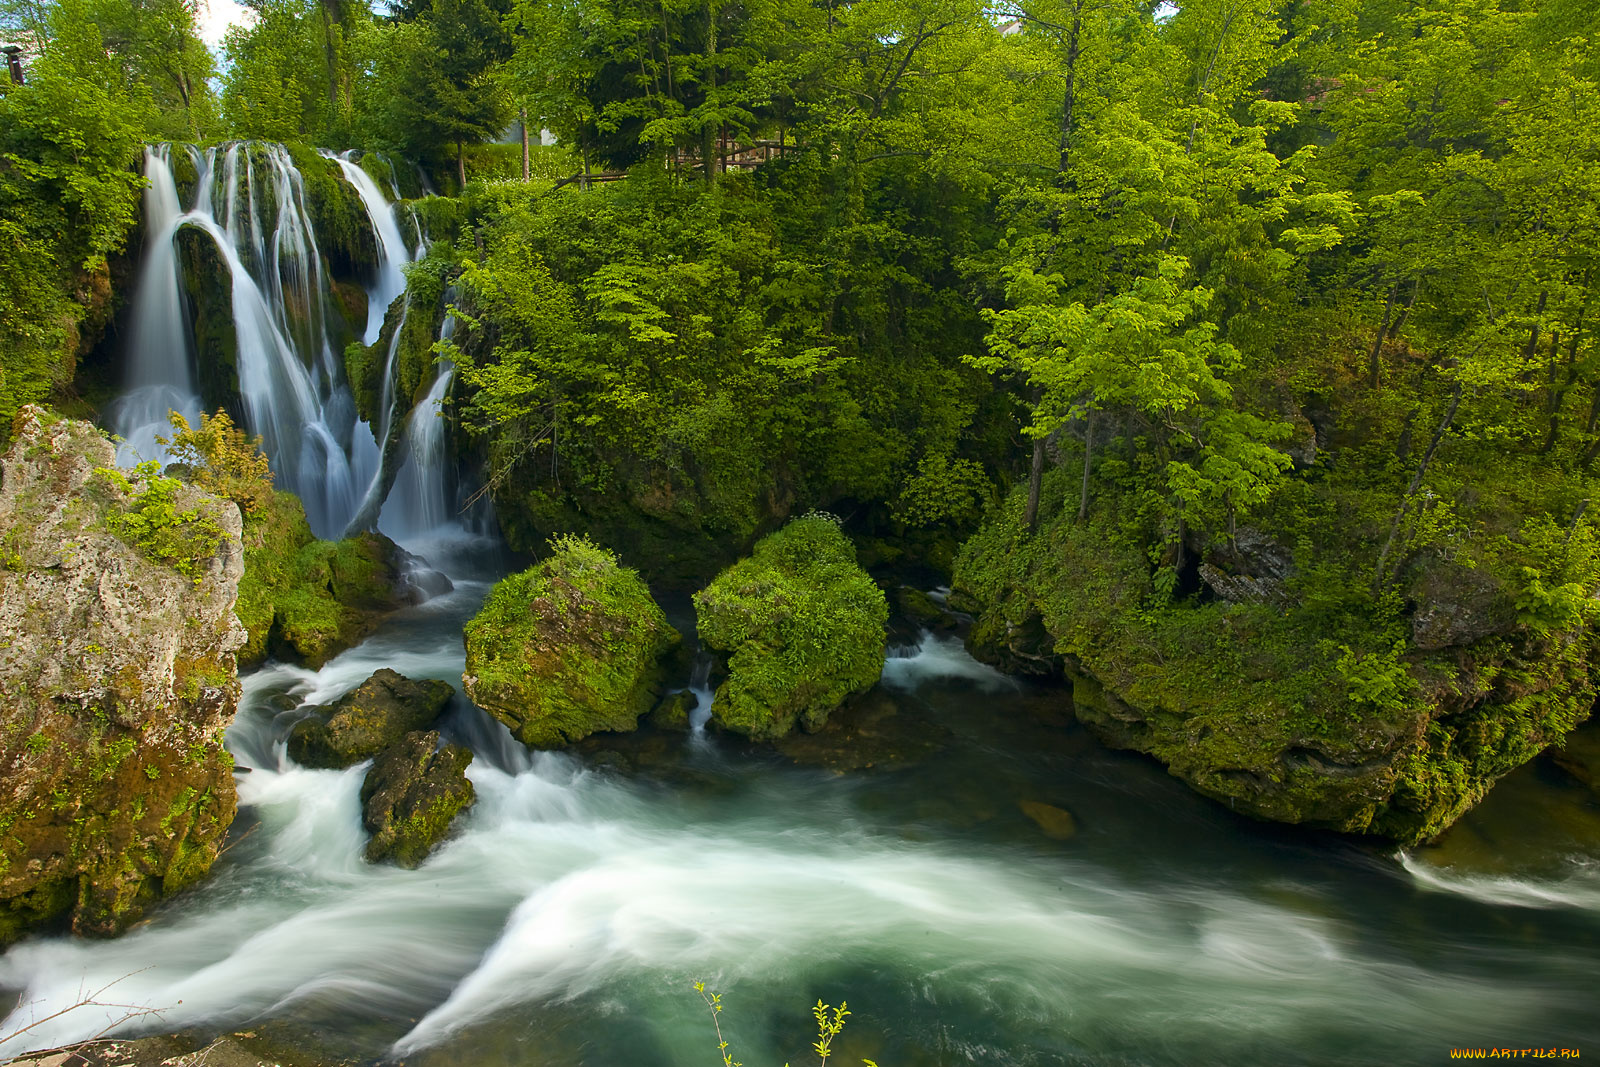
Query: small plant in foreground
694 982 880 1067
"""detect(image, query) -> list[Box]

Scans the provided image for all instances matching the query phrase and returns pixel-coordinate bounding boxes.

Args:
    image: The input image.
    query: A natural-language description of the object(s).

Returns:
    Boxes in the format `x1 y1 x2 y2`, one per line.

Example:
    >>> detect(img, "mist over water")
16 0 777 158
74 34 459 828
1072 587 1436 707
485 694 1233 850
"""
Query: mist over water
3 558 1598 1065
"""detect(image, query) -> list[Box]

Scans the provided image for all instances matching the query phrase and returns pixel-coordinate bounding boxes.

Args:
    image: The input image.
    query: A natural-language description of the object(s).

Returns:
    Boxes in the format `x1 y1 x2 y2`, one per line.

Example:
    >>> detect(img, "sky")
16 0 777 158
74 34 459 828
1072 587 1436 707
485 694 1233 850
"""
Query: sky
197 0 254 50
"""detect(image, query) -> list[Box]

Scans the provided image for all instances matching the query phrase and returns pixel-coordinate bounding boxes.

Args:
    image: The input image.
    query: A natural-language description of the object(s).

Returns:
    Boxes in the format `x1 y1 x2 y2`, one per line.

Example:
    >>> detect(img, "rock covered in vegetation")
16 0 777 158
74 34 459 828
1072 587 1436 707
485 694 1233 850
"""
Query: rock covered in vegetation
953 470 1595 847
234 488 413 669
0 409 244 943
694 516 888 741
360 730 475 867
287 669 454 768
462 535 682 746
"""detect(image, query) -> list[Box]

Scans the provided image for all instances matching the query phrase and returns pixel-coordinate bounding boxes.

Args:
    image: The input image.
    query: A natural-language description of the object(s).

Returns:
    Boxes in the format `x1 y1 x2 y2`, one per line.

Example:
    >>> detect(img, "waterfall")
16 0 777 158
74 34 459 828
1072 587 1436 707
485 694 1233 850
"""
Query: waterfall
325 151 413 345
380 314 458 539
110 142 397 540
108 145 204 467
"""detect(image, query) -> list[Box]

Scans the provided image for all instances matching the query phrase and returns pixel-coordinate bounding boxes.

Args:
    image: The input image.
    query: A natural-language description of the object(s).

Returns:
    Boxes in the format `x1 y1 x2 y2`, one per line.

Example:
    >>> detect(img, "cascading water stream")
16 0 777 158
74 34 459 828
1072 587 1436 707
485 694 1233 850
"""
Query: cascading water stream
380 313 459 539
325 151 414 346
109 145 205 467
109 142 408 539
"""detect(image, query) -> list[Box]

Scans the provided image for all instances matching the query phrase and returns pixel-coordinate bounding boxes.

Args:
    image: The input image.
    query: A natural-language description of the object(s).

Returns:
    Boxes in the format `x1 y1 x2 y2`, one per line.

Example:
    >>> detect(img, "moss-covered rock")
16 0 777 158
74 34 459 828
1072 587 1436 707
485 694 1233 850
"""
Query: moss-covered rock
176 224 239 416
0 409 244 944
694 516 888 741
952 469 1595 846
235 489 411 669
462 535 682 747
285 142 379 285
287 669 454 768
359 730 474 867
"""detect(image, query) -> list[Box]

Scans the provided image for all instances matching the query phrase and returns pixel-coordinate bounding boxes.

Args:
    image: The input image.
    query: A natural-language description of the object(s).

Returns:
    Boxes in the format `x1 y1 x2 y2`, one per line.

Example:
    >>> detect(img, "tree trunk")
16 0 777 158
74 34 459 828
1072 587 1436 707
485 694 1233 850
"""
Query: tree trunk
520 108 530 182
703 0 718 185
1024 436 1046 535
1057 12 1082 179
1521 290 1549 366
1368 283 1399 388
1374 383 1463 587
456 138 466 191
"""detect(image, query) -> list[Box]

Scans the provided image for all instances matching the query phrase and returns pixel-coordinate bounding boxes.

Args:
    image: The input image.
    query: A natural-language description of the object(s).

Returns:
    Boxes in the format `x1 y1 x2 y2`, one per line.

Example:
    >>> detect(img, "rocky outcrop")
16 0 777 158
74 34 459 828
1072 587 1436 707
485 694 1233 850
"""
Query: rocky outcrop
462 535 681 746
1197 528 1295 606
694 516 888 741
1407 560 1516 652
287 669 453 768
0 409 244 943
359 730 474 867
953 471 1594 846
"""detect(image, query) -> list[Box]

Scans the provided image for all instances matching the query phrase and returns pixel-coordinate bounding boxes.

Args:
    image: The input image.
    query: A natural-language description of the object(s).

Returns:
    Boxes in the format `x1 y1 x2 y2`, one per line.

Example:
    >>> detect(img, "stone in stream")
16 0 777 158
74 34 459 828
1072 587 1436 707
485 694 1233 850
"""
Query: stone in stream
0 409 244 944
1019 800 1078 840
286 669 454 768
1549 718 1600 797
462 535 682 747
360 730 475 867
694 516 888 741
894 586 959 631
649 689 699 732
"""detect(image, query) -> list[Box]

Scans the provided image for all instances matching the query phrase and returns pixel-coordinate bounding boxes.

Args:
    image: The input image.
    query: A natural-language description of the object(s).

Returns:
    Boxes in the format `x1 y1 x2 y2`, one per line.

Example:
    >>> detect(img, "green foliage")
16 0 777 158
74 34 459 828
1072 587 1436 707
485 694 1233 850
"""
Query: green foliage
693 983 880 1067
0 0 152 437
694 516 888 740
234 489 404 667
159 410 275 515
94 462 230 583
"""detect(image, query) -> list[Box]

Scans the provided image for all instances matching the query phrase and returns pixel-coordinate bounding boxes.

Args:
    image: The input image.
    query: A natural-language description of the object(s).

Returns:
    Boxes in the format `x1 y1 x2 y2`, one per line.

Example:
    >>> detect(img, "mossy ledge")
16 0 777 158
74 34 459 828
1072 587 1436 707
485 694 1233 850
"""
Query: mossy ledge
694 515 888 741
0 408 244 944
951 469 1595 846
234 488 413 669
462 535 681 747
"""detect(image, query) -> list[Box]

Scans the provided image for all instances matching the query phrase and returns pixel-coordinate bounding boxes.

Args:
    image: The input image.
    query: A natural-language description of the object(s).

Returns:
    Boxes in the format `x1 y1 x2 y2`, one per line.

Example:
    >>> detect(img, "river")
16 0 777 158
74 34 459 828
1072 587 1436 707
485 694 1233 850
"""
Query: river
2 530 1598 1066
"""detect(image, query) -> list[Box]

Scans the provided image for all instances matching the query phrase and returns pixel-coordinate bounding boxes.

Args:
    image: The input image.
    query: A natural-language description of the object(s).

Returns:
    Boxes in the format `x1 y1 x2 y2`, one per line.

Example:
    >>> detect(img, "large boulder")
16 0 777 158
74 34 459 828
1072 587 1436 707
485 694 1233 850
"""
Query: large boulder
286 669 454 768
694 516 888 741
360 730 475 867
0 409 244 943
462 535 681 746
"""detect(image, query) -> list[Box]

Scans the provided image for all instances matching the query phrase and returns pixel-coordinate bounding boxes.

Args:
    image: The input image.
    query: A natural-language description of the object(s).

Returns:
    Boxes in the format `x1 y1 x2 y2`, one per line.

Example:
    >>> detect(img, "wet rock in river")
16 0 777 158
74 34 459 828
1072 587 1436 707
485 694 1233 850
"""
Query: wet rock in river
1019 800 1078 840
360 730 475 867
287 668 454 768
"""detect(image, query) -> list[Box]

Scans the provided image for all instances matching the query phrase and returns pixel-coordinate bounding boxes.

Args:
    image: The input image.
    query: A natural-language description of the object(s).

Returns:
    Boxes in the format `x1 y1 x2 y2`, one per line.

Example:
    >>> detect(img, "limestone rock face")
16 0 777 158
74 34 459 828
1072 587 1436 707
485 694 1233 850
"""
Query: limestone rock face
0 409 245 943
1197 528 1295 607
359 730 474 867
462 536 681 747
287 669 454 768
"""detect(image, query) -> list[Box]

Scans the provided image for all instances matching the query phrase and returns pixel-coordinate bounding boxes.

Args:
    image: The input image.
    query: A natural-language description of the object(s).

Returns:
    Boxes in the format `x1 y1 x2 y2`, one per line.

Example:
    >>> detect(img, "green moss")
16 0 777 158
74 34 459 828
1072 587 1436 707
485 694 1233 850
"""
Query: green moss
462 534 681 746
94 461 230 582
694 515 888 741
235 489 404 668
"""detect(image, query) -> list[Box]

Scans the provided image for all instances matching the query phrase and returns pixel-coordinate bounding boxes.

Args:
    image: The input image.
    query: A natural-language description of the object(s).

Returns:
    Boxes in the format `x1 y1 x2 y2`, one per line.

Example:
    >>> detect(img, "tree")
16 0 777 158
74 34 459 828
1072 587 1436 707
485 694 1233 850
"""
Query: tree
369 0 513 187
